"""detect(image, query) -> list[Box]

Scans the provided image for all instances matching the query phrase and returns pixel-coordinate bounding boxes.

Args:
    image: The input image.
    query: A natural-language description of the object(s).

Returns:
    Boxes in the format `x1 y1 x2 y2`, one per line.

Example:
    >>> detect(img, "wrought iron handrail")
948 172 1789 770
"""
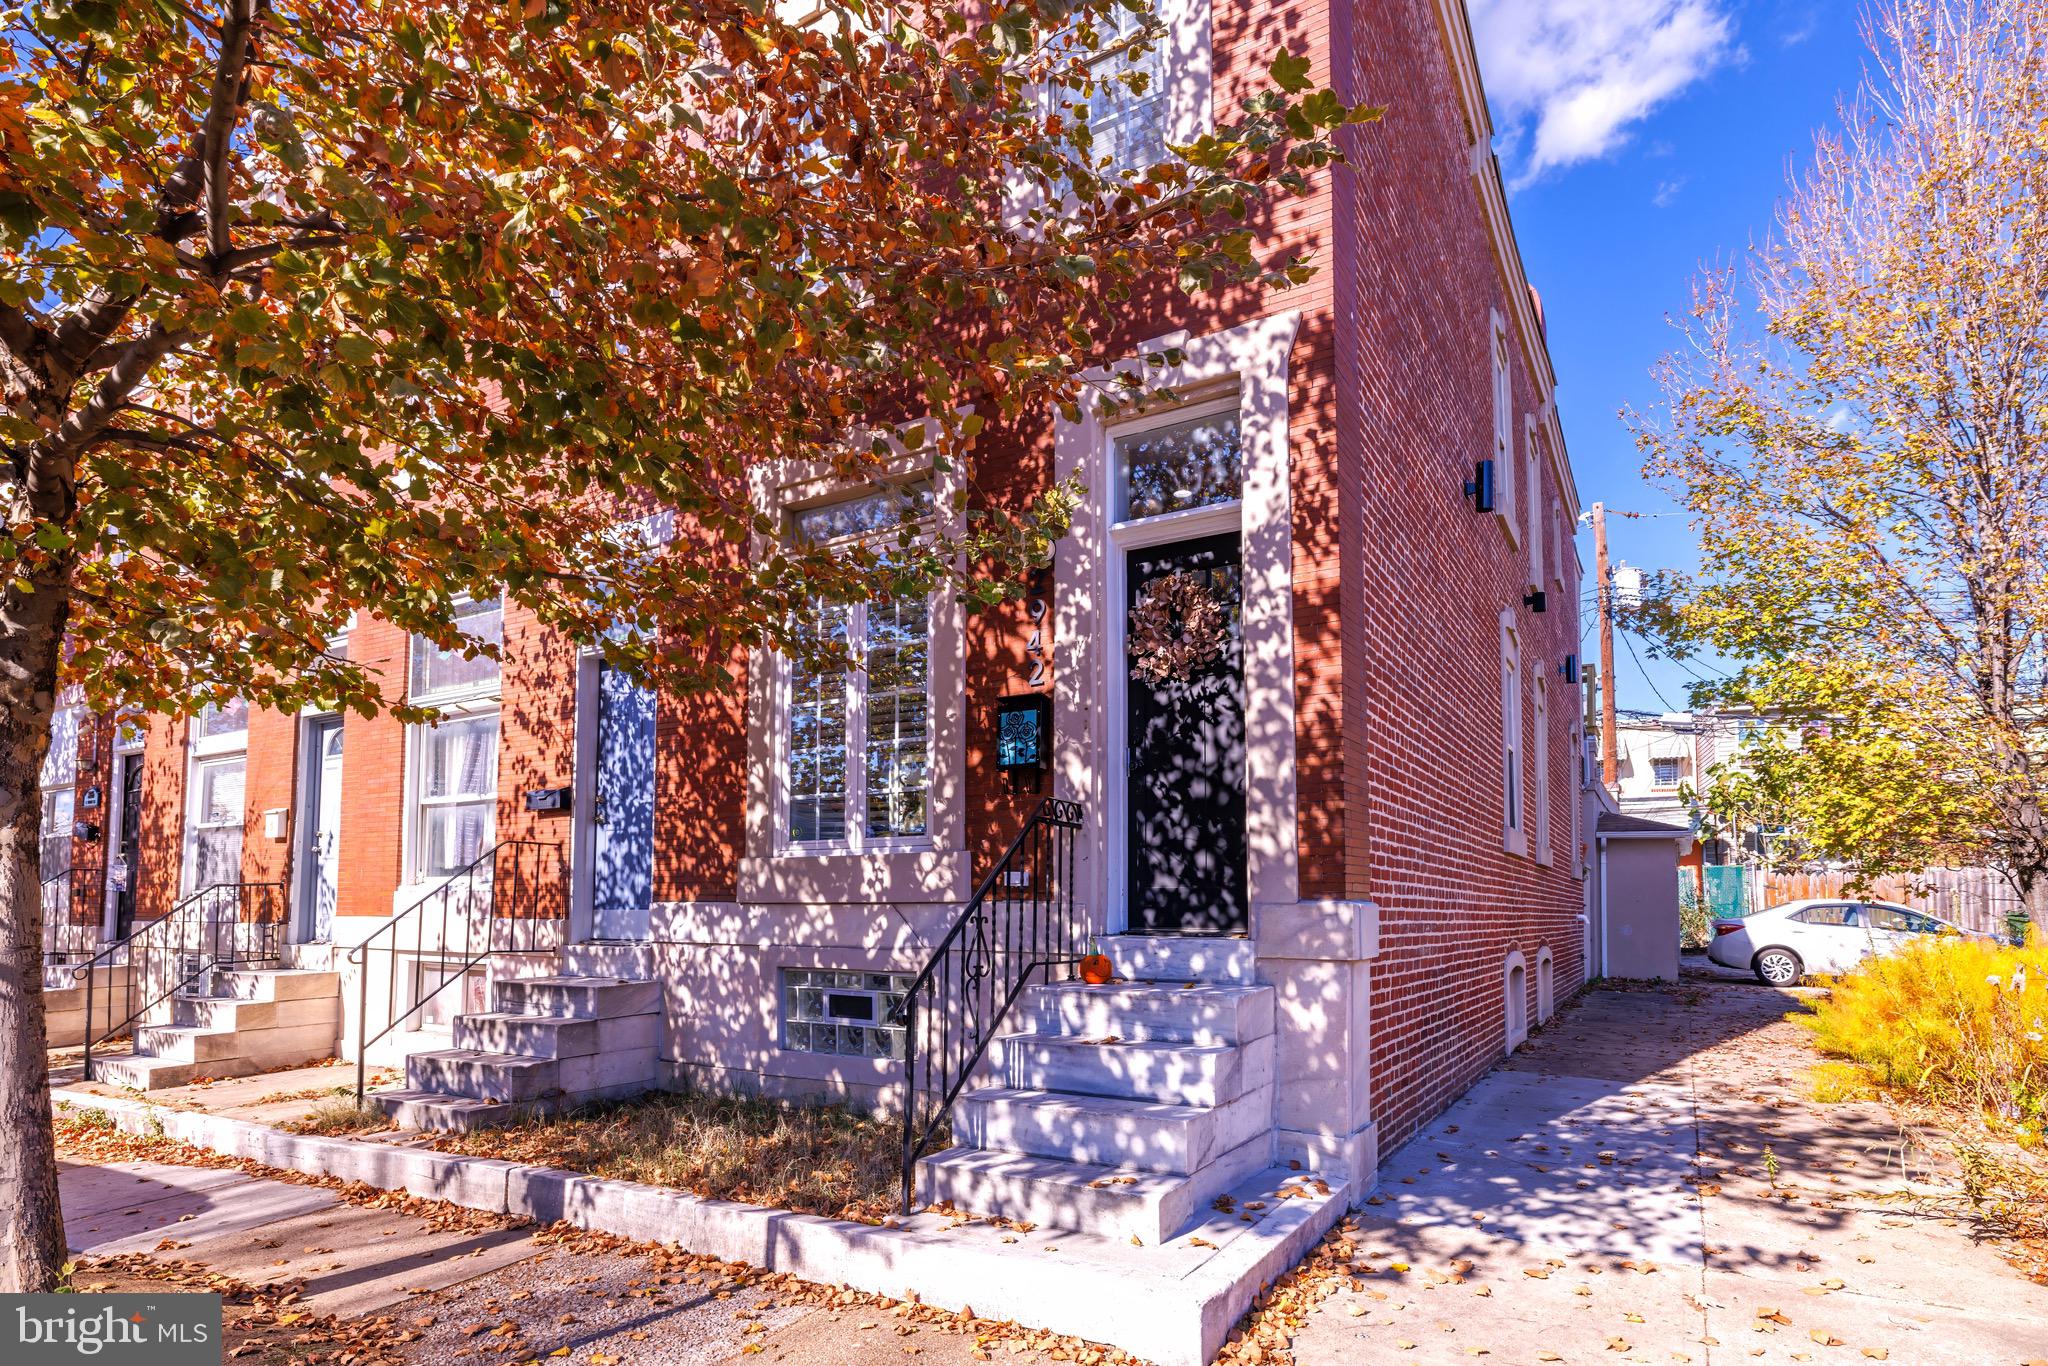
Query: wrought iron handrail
40 859 106 966
73 880 288 1081
348 839 564 1104
889 796 1085 1213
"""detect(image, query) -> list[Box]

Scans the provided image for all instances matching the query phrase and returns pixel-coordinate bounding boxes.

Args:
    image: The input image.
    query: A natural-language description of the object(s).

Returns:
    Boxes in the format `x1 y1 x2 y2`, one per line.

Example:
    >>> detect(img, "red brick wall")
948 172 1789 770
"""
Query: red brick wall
135 713 186 920
652 521 748 904
242 704 299 912
494 603 576 919
72 0 1587 1175
337 617 409 919
653 644 747 903
62 710 114 925
1336 0 1588 1157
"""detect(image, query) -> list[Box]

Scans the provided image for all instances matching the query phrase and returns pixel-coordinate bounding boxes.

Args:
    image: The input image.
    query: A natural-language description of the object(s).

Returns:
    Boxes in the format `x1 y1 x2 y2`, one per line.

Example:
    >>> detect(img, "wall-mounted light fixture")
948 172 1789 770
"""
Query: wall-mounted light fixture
997 694 1052 793
1560 653 1580 684
1464 459 1496 513
1524 589 1548 613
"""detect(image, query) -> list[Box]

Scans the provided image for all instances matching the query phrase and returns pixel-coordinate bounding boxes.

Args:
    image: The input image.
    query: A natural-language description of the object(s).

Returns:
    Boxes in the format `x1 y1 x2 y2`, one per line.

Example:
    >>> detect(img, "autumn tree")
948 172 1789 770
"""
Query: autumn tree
1634 0 2048 935
0 0 1367 1290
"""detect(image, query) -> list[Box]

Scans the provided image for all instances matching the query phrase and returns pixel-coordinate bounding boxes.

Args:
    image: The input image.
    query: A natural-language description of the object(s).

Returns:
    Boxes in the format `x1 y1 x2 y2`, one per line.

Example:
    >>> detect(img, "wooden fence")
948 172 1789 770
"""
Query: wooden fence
1754 866 2023 937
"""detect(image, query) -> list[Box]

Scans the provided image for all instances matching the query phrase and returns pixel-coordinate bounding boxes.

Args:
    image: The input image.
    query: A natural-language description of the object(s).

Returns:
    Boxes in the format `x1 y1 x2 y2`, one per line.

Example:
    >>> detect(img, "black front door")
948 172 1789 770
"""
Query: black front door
1125 532 1248 935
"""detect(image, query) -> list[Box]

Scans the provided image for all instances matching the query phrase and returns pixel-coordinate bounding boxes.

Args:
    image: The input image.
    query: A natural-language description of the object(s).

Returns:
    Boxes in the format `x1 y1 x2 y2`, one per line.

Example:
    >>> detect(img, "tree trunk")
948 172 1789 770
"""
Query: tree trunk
0 570 74 1292
2026 873 2048 946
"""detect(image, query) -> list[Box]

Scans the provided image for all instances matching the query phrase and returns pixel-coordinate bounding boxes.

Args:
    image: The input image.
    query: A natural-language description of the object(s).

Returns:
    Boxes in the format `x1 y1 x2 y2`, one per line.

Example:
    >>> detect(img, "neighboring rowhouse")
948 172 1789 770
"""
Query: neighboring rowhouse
37 0 1587 1240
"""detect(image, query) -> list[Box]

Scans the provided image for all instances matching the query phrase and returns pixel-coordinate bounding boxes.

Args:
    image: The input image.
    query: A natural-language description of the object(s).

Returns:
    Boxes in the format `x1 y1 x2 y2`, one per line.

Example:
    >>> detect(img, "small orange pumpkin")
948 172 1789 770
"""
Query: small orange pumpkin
1078 951 1114 986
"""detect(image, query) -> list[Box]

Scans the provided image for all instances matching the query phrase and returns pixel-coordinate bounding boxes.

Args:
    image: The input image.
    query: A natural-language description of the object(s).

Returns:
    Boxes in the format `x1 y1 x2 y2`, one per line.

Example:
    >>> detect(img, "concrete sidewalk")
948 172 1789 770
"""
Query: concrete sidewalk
59 1157 994 1364
1288 983 2048 1366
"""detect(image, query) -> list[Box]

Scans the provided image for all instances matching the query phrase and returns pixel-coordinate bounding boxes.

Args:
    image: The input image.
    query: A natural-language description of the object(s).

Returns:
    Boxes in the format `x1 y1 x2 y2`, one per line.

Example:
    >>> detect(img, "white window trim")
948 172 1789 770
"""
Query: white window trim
407 595 505 711
1006 0 1215 228
1500 610 1526 857
1491 310 1519 546
402 700 502 886
182 746 247 894
1503 948 1530 1052
1532 674 1552 866
1551 499 1569 593
740 440 969 905
775 593 935 858
1054 312 1302 926
1523 415 1543 586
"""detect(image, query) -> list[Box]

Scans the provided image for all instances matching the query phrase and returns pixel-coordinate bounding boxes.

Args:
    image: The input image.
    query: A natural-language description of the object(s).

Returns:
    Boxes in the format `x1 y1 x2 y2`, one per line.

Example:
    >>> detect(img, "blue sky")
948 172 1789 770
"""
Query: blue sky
1466 1 1870 713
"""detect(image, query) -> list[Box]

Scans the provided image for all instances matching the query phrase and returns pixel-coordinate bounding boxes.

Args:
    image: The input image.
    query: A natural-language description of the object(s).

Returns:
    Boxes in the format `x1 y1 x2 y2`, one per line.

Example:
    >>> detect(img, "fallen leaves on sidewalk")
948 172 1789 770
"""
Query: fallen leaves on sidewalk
71 1253 410 1366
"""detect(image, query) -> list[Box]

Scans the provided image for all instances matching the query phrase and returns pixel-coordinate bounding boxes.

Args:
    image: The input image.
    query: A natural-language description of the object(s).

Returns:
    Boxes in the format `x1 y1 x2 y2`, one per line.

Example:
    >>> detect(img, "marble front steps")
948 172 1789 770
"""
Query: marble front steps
88 968 342 1091
43 964 130 1049
371 971 659 1132
917 934 1283 1244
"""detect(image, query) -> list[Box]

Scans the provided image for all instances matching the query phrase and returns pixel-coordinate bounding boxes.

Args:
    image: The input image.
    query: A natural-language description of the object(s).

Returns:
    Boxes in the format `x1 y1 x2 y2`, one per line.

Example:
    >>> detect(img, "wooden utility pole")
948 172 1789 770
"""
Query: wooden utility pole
1592 501 1618 788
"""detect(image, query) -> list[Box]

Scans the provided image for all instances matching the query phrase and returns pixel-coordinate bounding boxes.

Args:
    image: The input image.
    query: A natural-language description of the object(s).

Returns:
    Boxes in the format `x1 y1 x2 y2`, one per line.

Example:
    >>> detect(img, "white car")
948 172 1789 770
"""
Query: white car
1708 898 1976 986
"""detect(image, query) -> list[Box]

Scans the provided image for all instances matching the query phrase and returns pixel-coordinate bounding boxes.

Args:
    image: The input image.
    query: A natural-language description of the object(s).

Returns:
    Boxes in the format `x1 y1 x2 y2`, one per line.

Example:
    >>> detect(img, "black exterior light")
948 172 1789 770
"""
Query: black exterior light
1560 653 1580 684
1524 589 1548 613
1465 459 1497 512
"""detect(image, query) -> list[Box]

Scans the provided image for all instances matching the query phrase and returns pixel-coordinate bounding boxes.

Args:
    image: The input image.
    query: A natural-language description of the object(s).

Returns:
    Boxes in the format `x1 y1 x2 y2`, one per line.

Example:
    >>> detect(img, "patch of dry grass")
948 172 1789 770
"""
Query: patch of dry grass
1798 934 2046 1134
282 1094 393 1135
425 1089 925 1224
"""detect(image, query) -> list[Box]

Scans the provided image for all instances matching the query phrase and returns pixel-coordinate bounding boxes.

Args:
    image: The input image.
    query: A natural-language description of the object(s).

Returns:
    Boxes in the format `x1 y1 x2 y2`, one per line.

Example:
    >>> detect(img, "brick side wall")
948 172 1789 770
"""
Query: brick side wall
1338 0 1588 1158
242 704 299 904
135 713 186 920
494 602 577 919
337 617 409 919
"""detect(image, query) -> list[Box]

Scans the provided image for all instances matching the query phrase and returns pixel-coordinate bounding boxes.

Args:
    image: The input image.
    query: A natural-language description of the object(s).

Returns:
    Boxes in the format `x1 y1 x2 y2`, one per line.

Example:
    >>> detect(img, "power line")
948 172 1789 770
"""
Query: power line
1621 627 1682 714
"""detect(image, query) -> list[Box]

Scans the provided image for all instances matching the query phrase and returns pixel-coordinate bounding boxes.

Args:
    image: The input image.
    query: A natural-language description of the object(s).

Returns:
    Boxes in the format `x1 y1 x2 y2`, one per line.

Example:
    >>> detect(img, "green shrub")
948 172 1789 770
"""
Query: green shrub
1798 934 2047 1136
1679 879 1712 951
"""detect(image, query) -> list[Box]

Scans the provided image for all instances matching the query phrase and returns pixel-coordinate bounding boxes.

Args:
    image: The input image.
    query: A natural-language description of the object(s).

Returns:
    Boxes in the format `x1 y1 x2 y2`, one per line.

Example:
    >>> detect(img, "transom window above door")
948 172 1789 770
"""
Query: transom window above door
410 595 504 704
1114 405 1243 522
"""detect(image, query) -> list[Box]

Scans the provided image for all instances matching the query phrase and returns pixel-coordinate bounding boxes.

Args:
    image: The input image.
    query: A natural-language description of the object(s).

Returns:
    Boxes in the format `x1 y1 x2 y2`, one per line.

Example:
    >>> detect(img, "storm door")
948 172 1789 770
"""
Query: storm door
1124 531 1248 934
590 661 656 940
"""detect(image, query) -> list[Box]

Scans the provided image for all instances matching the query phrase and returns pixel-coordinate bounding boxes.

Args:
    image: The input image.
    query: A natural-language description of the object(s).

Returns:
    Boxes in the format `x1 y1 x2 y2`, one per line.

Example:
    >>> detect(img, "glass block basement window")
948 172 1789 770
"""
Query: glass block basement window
781 968 913 1059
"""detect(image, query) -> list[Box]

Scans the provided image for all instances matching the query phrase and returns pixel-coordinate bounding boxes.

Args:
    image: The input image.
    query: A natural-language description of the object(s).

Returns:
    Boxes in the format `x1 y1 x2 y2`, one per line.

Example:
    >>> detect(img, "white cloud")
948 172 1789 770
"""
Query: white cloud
1653 176 1688 207
1468 0 1739 186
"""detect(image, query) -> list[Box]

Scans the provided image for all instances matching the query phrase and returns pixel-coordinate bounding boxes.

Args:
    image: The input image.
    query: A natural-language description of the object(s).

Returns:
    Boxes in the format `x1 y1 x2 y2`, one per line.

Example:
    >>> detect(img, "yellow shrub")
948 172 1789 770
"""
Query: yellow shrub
1797 934 2048 1133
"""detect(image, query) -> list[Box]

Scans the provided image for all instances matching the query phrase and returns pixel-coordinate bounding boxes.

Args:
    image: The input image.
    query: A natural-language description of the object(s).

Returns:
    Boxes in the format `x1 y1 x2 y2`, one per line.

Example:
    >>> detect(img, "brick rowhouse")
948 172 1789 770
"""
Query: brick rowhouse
37 0 1589 1192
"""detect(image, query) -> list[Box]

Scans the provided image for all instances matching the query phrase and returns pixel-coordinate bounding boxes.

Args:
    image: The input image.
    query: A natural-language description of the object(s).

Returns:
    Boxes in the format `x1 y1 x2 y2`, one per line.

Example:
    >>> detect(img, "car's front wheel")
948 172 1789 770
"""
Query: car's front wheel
1754 947 1803 987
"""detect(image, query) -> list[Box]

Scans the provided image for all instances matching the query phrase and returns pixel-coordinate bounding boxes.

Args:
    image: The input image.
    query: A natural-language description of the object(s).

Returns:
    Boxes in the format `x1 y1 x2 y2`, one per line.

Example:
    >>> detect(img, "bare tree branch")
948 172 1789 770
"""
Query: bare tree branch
201 0 262 266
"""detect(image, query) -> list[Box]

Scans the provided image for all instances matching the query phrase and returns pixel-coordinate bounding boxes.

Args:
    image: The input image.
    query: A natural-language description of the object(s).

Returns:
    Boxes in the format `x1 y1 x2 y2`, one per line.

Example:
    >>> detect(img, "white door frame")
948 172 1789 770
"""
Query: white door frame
103 734 143 939
568 649 603 943
1052 314 1303 939
291 712 343 943
1104 497 1247 933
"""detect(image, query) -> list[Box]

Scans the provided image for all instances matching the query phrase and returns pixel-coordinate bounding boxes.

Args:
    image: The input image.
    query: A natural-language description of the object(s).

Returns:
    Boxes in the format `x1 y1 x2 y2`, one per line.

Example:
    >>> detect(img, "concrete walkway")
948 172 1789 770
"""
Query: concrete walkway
59 1156 992 1364
1290 982 2048 1365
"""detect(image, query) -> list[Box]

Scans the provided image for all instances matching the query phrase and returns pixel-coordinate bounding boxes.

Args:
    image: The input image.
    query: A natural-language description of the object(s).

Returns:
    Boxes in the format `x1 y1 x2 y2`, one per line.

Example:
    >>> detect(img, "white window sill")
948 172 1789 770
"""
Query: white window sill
739 847 970 906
